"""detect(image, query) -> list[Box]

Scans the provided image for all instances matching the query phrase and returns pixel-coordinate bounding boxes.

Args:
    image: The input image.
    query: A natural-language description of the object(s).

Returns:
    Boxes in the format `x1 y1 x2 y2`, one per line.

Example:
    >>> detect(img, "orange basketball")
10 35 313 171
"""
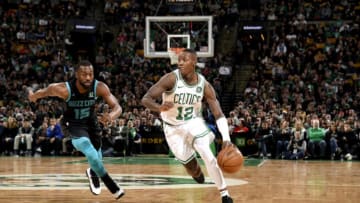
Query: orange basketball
217 145 244 173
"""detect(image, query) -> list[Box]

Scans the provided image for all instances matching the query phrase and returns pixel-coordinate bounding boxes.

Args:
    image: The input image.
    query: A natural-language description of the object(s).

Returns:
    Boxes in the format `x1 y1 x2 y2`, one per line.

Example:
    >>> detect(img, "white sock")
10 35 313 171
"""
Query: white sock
220 190 229 197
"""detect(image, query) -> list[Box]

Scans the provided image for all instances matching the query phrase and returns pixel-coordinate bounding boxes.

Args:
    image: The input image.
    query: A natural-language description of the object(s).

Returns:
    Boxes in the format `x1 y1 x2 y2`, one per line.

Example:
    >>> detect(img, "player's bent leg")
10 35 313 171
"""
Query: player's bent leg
72 137 103 195
193 136 227 188
72 137 107 176
72 137 124 199
194 136 232 202
183 158 204 184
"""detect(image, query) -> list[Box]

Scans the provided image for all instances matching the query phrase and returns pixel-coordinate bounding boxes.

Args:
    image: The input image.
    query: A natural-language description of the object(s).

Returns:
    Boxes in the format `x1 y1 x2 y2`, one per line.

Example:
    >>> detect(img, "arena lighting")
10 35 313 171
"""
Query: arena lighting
70 19 97 34
243 25 263 30
166 0 195 3
75 25 95 30
219 66 231 75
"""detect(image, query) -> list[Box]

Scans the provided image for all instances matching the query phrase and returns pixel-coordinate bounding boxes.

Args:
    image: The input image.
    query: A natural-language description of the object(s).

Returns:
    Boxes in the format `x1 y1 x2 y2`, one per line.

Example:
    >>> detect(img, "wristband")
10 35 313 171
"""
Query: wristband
216 117 231 142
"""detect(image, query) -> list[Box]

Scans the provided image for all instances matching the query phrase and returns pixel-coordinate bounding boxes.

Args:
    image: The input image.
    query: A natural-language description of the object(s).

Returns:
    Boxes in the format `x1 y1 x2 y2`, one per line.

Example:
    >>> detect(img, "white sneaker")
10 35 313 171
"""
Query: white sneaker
86 168 101 195
345 153 352 161
113 188 125 200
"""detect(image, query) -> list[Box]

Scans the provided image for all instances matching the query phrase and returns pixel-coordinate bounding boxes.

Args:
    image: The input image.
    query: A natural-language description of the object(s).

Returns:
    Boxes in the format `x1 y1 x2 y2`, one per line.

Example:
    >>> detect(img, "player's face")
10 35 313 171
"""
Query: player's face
178 52 196 76
76 65 94 89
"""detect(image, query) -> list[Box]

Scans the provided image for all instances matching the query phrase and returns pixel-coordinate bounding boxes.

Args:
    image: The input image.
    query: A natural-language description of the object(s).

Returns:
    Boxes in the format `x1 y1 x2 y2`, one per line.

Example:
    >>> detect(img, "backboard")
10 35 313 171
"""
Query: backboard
144 16 214 58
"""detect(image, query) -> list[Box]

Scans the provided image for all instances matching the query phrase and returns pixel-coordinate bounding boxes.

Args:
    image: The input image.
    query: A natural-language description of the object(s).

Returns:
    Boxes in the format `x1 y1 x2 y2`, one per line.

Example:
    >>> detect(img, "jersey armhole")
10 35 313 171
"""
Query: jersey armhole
65 82 71 102
94 80 98 99
165 71 178 94
200 75 206 95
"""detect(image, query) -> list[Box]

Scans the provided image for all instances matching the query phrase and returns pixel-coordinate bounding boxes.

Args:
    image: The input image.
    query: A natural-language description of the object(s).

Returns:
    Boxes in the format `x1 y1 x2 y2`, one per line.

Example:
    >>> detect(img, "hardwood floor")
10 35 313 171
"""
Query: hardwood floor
0 156 359 203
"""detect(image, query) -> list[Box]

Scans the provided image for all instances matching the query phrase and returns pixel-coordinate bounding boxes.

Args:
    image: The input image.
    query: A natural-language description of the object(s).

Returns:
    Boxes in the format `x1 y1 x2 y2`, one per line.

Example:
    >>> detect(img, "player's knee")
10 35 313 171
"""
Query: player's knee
208 157 217 167
201 154 217 168
196 148 216 165
87 152 99 162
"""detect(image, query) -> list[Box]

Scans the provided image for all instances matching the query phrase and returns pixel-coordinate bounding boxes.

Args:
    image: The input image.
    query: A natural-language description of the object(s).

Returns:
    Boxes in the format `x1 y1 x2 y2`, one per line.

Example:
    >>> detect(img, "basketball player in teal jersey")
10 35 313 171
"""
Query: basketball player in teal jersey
28 60 124 200
142 49 234 203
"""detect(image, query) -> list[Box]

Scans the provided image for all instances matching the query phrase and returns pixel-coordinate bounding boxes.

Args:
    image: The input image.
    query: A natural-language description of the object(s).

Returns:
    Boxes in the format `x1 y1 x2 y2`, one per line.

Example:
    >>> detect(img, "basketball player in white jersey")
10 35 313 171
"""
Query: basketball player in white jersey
142 49 234 203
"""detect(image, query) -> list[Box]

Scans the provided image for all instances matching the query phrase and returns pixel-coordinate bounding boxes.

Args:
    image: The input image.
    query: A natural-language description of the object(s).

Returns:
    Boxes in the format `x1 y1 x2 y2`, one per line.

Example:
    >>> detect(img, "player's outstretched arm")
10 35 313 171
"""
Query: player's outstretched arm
28 83 68 103
141 73 175 113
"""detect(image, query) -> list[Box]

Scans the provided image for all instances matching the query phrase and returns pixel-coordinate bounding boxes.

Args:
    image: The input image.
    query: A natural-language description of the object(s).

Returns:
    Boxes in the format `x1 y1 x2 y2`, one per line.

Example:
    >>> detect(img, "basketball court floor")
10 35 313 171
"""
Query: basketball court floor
0 155 359 203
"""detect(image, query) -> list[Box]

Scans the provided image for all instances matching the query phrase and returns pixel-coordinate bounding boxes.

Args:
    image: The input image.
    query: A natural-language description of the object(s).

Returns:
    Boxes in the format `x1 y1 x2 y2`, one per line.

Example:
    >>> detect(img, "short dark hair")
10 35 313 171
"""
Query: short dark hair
76 60 93 71
182 48 197 56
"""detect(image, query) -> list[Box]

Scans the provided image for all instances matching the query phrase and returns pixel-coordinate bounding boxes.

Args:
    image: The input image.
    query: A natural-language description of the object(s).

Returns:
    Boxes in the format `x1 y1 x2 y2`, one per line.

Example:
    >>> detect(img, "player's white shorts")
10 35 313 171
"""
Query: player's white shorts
163 117 215 164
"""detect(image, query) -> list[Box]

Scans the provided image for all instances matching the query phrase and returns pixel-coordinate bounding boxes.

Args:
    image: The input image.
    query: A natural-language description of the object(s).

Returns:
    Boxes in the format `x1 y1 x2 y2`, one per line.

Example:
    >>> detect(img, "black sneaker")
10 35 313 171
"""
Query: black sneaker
192 172 205 184
222 196 233 203
86 168 101 195
113 188 125 200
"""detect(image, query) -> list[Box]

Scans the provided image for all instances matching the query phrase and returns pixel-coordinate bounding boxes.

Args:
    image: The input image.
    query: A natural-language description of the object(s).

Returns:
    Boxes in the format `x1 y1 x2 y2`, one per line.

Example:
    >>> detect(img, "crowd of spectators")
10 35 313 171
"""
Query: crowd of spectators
0 0 359 161
229 0 360 160
258 0 360 21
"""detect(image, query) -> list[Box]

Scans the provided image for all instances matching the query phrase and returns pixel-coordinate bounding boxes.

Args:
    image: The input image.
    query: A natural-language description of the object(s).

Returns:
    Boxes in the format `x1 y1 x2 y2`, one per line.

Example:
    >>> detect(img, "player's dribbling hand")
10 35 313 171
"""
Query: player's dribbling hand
222 140 234 149
159 101 174 112
99 113 112 126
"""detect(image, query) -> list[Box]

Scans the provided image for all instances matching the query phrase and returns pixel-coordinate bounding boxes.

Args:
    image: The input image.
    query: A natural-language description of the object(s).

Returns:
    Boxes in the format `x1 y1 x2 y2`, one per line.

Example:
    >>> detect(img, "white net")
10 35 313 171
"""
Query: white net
168 49 179 65
168 48 184 65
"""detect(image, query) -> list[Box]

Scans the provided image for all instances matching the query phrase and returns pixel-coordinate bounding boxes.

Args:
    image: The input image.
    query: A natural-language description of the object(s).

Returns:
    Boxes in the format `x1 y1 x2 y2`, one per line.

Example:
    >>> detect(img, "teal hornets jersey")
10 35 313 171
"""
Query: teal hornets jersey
63 79 98 128
160 69 205 125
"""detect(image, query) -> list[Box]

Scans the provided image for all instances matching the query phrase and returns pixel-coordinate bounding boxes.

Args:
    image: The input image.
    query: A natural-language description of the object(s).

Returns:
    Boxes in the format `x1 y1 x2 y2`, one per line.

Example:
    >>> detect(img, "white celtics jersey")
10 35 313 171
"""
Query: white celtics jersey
161 69 206 125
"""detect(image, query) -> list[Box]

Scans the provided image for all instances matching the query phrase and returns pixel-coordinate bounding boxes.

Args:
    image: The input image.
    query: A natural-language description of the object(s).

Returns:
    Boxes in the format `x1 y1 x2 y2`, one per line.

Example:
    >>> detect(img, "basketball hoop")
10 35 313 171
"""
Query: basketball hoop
168 47 185 65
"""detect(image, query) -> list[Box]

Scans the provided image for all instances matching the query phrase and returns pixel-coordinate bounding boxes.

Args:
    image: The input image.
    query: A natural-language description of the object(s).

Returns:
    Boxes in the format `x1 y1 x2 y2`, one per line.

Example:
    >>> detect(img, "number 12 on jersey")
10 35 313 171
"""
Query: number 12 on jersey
176 106 194 121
